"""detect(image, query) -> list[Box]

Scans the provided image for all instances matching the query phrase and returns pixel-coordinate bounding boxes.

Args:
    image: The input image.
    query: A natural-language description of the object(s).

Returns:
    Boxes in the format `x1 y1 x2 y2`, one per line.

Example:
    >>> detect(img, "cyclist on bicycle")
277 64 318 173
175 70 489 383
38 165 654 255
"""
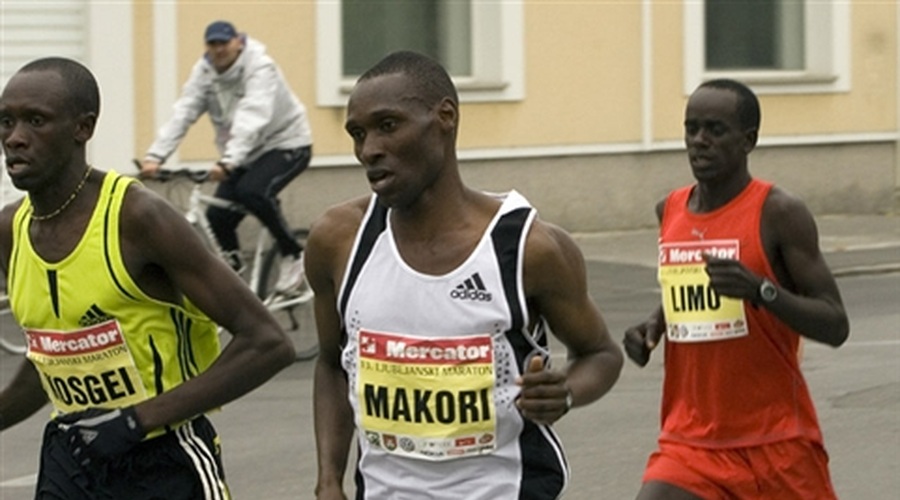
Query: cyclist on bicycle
140 20 312 294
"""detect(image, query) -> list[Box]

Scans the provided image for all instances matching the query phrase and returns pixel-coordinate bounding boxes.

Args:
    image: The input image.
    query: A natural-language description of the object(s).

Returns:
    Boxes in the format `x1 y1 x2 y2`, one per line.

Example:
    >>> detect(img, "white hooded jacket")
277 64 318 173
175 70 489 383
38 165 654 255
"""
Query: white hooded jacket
146 36 312 167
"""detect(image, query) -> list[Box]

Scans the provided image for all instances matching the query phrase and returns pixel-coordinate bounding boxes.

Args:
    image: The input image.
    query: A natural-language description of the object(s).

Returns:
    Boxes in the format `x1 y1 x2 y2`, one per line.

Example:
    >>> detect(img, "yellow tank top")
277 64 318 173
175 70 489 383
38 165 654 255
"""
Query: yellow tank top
8 170 219 428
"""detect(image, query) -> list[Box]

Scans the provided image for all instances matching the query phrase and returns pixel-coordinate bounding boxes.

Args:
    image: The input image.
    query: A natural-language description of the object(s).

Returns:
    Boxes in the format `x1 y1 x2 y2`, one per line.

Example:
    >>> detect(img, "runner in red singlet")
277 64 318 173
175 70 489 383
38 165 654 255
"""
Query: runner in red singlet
623 79 849 500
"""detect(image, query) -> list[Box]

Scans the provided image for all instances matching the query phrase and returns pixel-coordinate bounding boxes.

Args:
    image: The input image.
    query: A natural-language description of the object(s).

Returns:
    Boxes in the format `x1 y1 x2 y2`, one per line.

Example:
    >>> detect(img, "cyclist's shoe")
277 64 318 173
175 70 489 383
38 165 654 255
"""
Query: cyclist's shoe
275 253 305 293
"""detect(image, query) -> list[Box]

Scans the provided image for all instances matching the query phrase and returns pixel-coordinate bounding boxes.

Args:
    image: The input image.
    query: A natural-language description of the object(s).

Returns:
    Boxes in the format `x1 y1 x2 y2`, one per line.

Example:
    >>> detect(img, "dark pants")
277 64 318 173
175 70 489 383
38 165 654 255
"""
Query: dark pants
36 416 229 500
207 146 311 257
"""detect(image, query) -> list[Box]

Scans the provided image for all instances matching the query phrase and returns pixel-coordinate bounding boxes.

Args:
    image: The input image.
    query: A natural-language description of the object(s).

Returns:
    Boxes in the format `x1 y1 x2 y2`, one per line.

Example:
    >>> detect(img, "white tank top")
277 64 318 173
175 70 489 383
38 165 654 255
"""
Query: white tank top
338 191 570 499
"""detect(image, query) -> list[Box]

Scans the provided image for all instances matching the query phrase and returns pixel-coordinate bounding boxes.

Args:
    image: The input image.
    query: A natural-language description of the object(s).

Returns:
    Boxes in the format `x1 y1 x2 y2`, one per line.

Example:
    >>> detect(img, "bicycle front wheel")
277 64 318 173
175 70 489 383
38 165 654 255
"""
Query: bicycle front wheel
257 229 318 361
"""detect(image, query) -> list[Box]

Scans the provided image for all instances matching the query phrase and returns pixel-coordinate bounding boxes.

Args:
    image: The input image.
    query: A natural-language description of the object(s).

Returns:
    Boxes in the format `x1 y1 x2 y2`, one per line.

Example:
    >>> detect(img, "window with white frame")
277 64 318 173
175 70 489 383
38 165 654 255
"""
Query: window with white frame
316 0 524 107
0 1 134 182
684 0 850 94
0 1 86 85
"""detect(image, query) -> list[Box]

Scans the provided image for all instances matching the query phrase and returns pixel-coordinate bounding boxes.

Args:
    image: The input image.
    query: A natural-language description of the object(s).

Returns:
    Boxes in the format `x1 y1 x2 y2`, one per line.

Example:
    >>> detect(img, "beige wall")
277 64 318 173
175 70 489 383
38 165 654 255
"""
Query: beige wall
461 2 644 147
133 2 154 156
652 2 689 143
266 142 897 234
132 1 899 232
136 3 321 160
140 2 898 155
651 1 898 141
137 2 648 157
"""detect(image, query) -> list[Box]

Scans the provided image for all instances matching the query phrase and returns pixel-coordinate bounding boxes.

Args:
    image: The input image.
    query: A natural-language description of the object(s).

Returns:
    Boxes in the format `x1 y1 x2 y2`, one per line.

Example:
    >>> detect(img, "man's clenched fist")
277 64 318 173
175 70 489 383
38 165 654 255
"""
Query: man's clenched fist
57 407 146 465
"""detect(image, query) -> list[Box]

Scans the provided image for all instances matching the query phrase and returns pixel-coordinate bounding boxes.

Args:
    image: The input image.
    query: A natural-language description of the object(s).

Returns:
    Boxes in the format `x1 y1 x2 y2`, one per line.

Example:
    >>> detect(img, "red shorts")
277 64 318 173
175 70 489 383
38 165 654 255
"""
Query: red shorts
643 439 837 499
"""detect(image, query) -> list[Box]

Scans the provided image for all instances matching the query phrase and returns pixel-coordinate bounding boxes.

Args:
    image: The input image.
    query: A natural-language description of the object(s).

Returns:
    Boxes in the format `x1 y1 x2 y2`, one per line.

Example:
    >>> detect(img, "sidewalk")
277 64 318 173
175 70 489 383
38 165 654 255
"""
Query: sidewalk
572 213 900 276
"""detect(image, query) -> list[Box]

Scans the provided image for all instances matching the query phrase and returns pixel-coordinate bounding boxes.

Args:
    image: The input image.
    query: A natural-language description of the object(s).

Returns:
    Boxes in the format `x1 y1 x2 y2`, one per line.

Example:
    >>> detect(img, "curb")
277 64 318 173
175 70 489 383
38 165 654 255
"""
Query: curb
833 263 900 278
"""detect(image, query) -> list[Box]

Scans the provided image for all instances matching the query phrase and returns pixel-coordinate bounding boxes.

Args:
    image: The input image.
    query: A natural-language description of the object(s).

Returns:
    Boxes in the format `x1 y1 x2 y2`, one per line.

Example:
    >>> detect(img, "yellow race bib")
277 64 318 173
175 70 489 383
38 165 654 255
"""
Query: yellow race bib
26 319 147 413
357 329 497 461
659 240 748 342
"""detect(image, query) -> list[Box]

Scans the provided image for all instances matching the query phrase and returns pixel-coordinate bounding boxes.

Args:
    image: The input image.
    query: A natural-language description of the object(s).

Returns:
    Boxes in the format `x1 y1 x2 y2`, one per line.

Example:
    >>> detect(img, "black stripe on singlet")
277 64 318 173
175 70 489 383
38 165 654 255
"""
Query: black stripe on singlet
47 269 60 318
490 207 533 371
148 335 175 434
149 335 165 393
491 206 567 499
170 308 199 380
180 309 200 377
338 198 388 344
102 175 138 301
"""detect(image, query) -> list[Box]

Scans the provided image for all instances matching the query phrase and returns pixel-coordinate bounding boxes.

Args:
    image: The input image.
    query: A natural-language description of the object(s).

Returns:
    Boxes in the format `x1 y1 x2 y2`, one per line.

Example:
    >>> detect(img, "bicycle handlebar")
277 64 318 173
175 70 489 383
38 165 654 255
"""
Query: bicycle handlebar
132 159 211 183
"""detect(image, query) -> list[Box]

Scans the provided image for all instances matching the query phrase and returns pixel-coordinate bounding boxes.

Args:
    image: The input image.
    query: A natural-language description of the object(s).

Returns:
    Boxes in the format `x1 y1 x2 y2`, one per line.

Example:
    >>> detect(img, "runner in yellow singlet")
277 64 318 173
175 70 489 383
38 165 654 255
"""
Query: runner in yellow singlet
0 57 295 499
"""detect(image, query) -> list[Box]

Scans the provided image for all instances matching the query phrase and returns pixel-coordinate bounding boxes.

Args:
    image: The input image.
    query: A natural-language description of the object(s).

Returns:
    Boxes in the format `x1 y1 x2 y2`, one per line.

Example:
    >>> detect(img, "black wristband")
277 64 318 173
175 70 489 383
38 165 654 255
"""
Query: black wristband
59 406 146 465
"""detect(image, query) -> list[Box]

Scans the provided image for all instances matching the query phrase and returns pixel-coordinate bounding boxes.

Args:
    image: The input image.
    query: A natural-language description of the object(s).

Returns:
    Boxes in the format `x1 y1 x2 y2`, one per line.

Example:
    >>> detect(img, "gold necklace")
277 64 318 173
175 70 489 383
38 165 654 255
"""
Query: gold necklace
30 165 93 221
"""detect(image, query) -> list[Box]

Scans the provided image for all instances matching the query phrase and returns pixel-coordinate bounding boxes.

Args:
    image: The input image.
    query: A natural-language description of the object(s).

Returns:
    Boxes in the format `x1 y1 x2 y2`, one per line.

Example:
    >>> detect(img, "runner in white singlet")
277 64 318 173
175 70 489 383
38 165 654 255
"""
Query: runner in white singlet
305 51 623 500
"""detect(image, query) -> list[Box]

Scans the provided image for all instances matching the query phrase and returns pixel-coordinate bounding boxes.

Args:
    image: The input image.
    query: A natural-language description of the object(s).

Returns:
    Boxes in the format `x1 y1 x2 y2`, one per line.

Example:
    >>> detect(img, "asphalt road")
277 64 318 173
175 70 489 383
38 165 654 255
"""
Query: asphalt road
1 262 897 499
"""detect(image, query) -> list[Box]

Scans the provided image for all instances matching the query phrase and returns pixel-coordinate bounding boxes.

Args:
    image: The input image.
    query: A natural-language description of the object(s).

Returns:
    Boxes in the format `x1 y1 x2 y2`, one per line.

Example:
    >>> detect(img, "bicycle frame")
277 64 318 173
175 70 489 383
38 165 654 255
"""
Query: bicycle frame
1 167 317 359
183 183 311 314
179 181 316 360
185 185 269 294
135 166 319 361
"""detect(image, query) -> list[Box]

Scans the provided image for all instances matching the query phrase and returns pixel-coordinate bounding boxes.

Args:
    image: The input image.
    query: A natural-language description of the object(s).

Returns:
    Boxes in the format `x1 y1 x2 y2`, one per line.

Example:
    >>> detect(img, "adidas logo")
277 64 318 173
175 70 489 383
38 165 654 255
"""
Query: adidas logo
450 273 492 302
79 305 113 327
78 428 99 445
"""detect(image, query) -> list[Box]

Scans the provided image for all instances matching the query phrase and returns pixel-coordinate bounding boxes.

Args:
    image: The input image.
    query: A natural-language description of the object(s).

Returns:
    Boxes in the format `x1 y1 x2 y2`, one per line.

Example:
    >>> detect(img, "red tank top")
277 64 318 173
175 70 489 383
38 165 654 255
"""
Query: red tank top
657 179 823 448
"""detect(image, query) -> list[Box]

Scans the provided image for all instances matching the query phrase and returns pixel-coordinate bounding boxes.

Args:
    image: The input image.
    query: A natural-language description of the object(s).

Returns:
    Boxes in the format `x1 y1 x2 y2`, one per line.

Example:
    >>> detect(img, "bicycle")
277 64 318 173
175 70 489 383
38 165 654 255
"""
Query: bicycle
137 165 318 361
0 166 319 360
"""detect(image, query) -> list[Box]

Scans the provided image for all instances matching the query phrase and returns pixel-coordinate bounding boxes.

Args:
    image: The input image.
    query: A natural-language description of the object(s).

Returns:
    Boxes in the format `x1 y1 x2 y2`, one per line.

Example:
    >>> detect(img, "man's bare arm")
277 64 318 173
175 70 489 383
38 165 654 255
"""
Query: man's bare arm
763 189 849 346
306 202 367 498
120 185 295 431
0 361 47 430
703 188 849 346
518 221 623 423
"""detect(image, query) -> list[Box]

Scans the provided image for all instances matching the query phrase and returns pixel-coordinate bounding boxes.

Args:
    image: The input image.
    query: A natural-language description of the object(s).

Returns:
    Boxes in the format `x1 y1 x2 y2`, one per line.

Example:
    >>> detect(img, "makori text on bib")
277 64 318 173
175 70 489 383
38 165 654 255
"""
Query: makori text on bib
357 329 497 461
659 240 748 342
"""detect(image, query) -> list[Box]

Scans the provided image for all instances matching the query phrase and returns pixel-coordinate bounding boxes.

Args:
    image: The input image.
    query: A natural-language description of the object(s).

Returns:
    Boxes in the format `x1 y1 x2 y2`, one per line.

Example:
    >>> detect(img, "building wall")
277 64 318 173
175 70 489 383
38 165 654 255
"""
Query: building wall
272 142 896 234
130 1 899 233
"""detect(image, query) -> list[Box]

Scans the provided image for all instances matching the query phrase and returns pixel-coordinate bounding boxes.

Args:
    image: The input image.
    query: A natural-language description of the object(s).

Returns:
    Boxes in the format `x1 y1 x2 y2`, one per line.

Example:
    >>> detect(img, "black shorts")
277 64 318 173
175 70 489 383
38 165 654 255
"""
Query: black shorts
36 415 230 500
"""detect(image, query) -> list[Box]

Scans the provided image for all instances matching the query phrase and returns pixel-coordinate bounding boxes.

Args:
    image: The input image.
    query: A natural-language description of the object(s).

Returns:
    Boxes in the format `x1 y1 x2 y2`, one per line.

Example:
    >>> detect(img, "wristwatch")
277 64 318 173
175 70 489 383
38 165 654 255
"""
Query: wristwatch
758 278 778 303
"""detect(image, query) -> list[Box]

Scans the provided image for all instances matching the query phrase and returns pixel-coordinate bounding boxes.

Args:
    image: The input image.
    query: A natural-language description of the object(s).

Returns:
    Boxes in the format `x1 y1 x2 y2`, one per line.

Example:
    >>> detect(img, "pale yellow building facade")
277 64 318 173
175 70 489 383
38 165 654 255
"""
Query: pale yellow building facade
2 1 898 232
